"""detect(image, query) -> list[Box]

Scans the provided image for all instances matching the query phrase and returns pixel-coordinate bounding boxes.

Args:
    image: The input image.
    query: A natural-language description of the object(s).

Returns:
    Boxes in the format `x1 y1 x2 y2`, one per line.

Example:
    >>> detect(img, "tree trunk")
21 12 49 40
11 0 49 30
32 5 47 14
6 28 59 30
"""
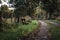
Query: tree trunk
11 13 13 22
16 17 19 23
0 13 3 31
49 13 52 19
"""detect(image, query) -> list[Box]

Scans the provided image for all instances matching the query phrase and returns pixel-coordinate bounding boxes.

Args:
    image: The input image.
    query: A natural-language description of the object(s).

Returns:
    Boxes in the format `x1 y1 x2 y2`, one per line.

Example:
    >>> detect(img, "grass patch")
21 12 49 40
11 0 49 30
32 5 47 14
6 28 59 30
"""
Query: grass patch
0 20 38 40
48 24 60 40
50 20 60 23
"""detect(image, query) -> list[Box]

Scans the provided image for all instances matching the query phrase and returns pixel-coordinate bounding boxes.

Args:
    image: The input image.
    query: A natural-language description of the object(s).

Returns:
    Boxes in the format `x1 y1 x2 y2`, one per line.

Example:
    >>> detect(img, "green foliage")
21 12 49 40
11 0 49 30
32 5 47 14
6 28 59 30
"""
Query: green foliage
14 0 40 16
0 5 8 12
51 20 60 23
0 5 14 31
41 0 60 19
48 25 60 40
0 20 38 40
41 0 56 12
14 0 40 22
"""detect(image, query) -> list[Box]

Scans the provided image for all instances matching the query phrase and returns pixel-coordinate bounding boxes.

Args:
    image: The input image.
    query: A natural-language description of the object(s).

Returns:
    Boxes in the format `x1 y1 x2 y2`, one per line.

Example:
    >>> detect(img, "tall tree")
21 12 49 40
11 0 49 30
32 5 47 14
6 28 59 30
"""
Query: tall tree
0 9 3 31
0 5 8 31
40 0 59 19
0 5 9 19
14 0 40 23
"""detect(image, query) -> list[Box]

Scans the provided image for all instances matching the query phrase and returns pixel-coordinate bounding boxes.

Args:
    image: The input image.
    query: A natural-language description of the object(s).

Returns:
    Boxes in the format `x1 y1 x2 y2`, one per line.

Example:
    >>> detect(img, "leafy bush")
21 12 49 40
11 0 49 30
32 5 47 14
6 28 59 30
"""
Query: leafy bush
48 25 60 40
0 20 38 40
56 16 60 21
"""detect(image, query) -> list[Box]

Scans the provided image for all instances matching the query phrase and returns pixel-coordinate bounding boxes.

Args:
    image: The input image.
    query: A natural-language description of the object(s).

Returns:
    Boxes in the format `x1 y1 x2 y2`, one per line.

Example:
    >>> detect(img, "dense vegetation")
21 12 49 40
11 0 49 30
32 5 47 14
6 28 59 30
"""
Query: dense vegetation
48 24 60 40
0 20 38 40
0 0 60 40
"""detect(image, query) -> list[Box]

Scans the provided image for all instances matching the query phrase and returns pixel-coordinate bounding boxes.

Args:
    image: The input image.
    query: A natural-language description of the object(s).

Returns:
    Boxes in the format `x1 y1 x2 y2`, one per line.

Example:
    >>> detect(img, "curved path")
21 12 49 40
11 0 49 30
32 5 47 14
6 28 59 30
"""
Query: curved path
35 21 48 40
22 21 49 40
45 20 60 27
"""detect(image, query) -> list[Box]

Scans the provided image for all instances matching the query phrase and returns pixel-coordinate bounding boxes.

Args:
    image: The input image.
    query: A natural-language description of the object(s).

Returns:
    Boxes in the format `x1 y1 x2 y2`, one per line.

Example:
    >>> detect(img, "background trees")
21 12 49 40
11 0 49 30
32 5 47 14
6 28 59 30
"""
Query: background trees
40 0 60 19
0 5 14 31
14 0 41 22
0 5 8 31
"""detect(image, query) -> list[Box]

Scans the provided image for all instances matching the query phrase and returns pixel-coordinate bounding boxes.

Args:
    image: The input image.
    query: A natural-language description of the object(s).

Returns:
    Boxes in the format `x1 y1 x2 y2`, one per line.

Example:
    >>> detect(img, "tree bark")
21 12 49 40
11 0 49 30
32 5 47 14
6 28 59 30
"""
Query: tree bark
0 13 3 31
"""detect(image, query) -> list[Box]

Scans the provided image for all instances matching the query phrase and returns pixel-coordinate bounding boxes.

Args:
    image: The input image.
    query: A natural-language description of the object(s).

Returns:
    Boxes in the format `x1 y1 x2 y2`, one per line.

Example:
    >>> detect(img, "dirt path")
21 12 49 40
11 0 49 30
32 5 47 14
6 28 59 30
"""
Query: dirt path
35 21 48 40
21 21 49 40
45 20 60 27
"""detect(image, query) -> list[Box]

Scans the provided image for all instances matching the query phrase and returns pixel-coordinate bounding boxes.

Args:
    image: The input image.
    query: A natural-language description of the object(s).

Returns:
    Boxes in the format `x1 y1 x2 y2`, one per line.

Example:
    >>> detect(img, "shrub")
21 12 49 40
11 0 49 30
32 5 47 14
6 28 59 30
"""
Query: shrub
56 16 60 21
